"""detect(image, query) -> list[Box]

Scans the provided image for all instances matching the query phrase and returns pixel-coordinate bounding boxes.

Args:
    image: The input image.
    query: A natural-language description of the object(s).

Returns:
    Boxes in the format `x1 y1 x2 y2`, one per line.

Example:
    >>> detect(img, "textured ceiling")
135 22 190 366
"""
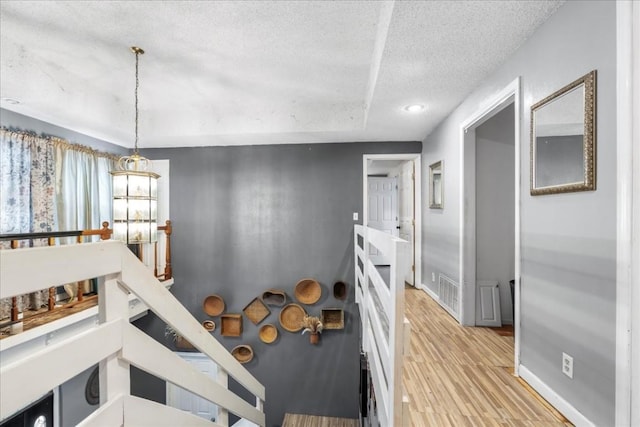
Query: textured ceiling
0 1 564 148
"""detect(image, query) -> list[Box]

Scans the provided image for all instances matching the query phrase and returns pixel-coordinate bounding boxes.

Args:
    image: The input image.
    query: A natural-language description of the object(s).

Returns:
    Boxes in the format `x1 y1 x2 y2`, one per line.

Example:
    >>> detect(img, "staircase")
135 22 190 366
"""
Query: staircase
0 240 266 426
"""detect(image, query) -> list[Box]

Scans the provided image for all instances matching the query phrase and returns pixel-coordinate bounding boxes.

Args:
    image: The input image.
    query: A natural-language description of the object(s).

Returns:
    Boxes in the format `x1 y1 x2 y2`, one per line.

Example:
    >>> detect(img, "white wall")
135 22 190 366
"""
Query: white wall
421 1 617 425
475 104 515 323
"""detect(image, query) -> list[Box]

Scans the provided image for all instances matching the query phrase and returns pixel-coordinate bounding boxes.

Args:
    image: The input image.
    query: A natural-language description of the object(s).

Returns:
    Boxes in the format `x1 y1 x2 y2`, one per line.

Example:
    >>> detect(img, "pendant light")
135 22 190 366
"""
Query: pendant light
111 46 159 244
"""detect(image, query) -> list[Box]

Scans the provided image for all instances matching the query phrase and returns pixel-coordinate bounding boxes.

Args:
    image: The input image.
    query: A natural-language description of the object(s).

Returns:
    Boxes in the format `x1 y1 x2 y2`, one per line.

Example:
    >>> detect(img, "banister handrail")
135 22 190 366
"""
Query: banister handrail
354 224 410 427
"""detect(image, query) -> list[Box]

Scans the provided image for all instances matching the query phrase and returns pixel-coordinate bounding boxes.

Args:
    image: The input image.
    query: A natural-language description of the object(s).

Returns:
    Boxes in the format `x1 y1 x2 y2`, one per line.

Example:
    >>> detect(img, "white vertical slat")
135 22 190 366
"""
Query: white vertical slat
217 368 230 426
98 275 130 406
124 395 223 427
0 320 122 422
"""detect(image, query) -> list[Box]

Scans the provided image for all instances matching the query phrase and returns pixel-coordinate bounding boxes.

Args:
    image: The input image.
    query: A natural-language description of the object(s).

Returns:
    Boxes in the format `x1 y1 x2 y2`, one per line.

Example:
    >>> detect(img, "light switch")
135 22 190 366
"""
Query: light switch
353 212 359 221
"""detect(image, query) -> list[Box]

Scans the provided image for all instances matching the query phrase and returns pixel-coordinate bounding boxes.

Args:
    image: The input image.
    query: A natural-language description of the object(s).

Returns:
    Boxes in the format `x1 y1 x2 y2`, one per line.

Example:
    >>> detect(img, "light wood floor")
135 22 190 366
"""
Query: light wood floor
404 287 572 426
282 414 359 427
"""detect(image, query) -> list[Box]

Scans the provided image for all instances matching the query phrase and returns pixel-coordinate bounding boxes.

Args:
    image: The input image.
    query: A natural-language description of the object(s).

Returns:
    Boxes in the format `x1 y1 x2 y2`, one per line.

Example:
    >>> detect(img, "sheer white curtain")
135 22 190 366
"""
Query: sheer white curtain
54 142 116 235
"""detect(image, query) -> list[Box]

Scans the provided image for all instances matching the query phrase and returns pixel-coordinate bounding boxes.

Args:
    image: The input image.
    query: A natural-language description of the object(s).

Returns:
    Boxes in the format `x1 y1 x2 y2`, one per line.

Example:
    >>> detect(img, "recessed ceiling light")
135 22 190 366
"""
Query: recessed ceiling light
404 104 425 113
1 97 20 105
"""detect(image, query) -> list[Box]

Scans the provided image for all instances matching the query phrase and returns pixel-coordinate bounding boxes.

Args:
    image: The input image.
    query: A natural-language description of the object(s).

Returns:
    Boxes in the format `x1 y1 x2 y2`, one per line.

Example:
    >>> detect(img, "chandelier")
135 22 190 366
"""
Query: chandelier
111 46 159 244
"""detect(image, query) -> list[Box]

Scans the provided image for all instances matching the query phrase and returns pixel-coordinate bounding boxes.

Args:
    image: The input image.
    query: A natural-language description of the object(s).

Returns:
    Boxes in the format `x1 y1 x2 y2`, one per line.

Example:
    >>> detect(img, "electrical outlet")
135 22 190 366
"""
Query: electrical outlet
431 272 436 282
562 352 573 379
353 212 358 221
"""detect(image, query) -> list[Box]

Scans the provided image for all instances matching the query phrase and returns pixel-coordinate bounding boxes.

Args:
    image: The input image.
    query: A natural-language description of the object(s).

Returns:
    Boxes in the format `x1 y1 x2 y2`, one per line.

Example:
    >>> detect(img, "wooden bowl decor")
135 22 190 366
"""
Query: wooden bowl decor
243 297 271 325
321 308 345 330
279 303 307 332
261 289 287 306
333 281 347 300
203 294 225 317
259 324 278 344
231 345 254 364
220 314 243 337
202 320 215 331
294 278 322 305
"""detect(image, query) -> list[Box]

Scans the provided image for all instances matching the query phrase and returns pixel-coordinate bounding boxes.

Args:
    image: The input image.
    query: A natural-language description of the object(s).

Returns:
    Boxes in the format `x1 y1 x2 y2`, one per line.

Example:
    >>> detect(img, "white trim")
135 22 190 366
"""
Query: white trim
419 282 439 301
616 2 640 425
363 153 422 288
519 365 594 427
458 77 522 371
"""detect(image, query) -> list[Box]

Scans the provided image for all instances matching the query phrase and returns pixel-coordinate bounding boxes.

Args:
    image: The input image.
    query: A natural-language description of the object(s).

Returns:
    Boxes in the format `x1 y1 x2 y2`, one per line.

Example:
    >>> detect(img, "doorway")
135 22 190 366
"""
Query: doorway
459 78 521 371
363 154 421 287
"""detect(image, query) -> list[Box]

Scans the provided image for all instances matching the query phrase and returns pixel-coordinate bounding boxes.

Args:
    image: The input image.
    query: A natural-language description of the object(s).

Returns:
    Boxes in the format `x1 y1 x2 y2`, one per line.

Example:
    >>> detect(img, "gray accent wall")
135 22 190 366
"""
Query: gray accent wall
421 1 616 425
138 141 421 426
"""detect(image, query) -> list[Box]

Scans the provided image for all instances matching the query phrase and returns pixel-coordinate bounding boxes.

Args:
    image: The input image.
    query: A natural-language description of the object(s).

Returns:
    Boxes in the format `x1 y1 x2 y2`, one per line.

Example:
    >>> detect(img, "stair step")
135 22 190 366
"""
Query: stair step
282 413 359 427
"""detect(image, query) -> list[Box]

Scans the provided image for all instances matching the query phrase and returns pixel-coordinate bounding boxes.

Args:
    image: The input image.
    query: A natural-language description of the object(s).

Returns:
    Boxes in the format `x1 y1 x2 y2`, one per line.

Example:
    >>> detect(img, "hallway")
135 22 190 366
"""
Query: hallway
403 287 572 426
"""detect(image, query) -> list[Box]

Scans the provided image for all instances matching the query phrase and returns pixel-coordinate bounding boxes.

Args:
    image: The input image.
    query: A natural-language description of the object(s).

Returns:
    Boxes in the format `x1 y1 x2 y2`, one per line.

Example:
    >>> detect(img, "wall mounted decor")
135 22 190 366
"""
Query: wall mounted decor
243 297 270 325
220 314 243 337
531 70 596 195
231 345 254 364
429 160 443 209
261 289 287 306
321 308 345 330
294 278 321 305
203 294 225 317
202 320 215 331
259 324 278 344
333 281 347 300
279 303 306 332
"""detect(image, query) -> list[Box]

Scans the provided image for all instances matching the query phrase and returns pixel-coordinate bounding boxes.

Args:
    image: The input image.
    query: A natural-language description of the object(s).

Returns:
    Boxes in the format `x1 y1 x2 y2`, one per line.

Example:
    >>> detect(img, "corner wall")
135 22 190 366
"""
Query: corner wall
421 1 616 425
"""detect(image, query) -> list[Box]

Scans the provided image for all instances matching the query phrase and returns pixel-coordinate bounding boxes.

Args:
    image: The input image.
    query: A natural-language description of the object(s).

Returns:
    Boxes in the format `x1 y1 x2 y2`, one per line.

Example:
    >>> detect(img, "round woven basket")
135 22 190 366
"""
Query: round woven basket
202 320 215 331
259 324 278 344
203 295 225 316
231 345 254 364
279 303 306 332
294 278 321 305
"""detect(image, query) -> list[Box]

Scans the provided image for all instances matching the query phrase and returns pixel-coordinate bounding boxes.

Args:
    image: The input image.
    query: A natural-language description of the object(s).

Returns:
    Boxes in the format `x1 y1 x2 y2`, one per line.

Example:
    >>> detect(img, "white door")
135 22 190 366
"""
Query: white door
166 352 218 423
367 177 398 265
476 281 502 327
398 161 415 285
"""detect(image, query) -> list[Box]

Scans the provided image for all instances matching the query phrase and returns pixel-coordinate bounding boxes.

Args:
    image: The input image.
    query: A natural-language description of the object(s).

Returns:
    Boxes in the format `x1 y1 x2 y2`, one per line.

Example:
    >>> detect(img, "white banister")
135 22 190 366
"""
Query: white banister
0 319 123 418
0 241 266 426
354 225 410 426
76 394 124 427
121 324 264 426
123 395 224 427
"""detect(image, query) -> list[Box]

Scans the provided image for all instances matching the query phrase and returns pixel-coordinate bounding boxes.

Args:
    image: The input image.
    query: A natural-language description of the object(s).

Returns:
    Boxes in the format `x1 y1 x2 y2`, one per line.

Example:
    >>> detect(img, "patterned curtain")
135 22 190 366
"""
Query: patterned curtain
0 130 56 318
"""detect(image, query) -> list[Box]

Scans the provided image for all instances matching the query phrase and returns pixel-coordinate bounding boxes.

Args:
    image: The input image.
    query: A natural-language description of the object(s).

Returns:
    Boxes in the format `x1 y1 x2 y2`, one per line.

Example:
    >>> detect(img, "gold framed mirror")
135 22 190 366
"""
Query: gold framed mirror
530 70 596 195
429 160 443 209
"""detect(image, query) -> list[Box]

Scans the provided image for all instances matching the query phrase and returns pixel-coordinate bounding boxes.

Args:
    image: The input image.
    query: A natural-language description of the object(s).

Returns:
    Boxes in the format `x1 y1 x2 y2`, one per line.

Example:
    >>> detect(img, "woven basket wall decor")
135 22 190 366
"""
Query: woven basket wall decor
294 278 321 305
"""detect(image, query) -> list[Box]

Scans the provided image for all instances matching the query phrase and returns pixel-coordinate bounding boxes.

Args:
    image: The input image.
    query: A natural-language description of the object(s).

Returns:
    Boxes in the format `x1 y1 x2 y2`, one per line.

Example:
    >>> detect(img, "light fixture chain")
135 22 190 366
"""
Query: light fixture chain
134 49 140 154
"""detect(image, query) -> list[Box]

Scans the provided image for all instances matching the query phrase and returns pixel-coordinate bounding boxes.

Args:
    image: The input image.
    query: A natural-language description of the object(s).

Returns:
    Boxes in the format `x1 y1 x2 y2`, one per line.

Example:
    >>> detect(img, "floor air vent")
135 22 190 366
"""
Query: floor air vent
438 274 459 317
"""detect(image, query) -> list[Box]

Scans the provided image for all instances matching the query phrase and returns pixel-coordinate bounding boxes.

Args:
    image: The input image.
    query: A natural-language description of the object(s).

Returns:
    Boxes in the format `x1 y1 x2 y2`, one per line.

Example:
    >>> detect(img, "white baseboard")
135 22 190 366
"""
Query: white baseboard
418 283 439 301
519 365 594 427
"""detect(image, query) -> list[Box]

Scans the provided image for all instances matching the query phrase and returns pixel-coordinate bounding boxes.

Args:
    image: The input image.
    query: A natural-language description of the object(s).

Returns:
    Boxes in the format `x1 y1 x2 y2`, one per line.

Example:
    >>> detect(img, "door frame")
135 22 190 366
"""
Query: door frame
615 1 639 424
458 77 521 371
363 154 422 288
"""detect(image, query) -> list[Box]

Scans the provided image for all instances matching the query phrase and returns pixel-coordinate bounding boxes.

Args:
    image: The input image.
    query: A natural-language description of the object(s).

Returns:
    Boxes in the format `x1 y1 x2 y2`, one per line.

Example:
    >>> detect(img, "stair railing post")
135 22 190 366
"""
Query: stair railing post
98 272 130 406
216 366 229 426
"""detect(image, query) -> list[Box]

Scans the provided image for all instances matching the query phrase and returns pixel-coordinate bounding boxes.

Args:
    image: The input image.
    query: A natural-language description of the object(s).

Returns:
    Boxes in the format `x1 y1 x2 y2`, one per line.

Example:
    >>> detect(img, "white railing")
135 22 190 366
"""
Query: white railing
354 225 411 427
0 241 265 426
